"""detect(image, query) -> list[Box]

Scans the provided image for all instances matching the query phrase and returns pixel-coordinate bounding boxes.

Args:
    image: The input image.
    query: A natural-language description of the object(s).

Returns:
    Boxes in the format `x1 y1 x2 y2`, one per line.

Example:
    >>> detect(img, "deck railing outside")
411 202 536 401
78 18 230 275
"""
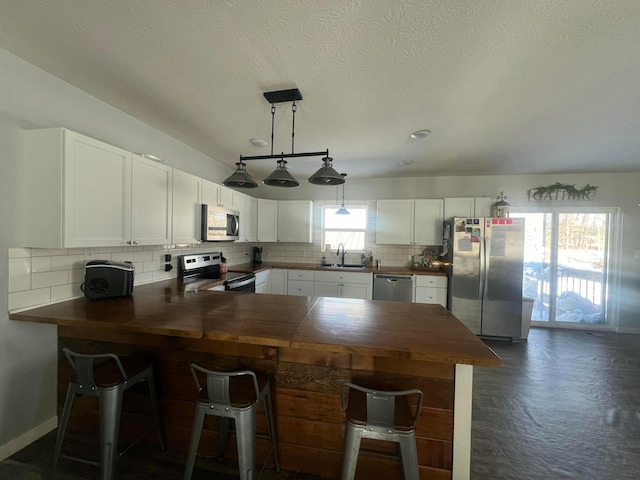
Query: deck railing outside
524 262 604 323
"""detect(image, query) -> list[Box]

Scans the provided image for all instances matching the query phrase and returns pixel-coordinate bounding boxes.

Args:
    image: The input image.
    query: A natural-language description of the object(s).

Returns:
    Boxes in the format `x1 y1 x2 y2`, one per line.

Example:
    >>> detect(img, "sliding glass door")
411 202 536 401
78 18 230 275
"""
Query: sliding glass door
511 209 615 326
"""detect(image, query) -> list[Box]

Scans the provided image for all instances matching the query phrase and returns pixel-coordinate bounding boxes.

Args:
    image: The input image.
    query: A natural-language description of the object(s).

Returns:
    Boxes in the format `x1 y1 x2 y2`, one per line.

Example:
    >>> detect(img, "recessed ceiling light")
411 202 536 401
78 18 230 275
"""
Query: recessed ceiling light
249 138 268 147
410 129 431 139
398 160 414 166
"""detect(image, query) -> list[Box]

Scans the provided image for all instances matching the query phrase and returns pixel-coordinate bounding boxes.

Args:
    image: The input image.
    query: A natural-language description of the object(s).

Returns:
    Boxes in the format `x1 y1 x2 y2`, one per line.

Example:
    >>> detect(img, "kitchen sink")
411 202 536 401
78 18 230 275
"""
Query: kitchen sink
318 264 367 270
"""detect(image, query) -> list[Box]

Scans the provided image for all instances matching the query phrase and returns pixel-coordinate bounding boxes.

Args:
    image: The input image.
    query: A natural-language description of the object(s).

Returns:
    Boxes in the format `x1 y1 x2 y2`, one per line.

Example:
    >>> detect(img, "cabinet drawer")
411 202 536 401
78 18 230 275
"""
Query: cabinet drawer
415 286 447 307
415 275 447 288
287 269 315 281
287 280 314 296
314 270 371 285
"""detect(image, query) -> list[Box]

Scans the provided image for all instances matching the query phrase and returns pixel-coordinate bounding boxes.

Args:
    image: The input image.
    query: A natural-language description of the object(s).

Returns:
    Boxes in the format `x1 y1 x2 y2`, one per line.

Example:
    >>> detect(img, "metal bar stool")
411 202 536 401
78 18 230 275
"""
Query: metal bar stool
340 382 423 480
184 364 280 480
53 348 165 480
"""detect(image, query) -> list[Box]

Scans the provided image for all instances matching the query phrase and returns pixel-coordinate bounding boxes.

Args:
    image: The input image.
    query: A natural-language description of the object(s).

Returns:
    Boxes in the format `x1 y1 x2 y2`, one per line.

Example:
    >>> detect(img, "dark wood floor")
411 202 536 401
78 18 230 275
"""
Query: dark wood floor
2 328 639 479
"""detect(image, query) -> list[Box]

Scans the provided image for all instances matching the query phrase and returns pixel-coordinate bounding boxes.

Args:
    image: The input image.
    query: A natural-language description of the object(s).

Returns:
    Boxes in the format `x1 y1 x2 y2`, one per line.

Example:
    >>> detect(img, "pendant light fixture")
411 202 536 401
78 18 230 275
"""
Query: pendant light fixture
335 173 350 215
308 156 345 185
223 160 259 188
223 88 345 188
263 157 299 187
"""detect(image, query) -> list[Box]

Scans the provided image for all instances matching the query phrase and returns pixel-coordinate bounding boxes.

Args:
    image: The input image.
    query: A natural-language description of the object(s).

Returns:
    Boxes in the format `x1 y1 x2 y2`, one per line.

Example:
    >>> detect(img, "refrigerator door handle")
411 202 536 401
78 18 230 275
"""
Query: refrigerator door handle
483 237 491 298
479 235 485 298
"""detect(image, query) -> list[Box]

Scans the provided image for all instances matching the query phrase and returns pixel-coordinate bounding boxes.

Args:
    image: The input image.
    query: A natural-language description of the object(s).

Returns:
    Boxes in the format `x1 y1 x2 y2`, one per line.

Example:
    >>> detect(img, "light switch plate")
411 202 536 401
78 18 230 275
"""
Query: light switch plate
634 250 640 259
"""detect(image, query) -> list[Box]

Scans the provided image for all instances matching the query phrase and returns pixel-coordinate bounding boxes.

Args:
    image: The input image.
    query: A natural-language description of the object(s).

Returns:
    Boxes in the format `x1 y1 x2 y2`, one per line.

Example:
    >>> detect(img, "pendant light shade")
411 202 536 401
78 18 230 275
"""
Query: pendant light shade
263 159 299 187
223 161 259 188
308 157 345 185
335 173 350 215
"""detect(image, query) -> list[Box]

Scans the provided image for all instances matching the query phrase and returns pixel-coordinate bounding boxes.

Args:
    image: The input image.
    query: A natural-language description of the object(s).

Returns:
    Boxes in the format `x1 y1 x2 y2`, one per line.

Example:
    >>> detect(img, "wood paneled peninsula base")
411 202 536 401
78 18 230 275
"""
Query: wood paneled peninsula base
11 279 500 480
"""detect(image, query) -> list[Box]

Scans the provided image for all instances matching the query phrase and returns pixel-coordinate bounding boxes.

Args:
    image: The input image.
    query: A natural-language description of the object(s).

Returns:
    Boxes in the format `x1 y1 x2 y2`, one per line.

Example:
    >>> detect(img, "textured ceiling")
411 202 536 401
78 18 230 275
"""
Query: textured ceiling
0 0 639 181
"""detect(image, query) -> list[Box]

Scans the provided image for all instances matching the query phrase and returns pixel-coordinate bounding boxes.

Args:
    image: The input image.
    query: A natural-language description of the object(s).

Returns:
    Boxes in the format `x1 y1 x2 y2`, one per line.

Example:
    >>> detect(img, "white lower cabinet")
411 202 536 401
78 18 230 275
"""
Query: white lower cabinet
270 269 287 295
255 270 271 294
414 275 448 307
314 271 373 300
287 270 315 296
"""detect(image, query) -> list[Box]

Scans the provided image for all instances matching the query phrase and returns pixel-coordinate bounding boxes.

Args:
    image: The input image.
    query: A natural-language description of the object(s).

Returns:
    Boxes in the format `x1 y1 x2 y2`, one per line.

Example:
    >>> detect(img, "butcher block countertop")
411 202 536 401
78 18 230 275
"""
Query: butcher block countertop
10 279 499 367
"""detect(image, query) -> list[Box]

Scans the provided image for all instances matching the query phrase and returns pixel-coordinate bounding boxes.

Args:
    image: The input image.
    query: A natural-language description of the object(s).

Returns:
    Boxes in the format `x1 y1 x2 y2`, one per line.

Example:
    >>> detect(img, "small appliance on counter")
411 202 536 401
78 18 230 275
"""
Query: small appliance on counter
252 246 263 264
82 260 134 300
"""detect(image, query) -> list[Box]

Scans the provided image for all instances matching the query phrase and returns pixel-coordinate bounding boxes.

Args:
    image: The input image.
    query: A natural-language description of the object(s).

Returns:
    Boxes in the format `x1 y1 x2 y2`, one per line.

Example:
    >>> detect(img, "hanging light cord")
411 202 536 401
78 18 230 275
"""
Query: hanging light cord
291 100 297 154
270 104 276 157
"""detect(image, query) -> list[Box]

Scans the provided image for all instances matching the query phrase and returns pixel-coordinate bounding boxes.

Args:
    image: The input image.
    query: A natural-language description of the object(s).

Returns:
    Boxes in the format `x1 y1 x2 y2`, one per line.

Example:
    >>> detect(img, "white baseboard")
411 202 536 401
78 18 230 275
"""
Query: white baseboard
0 416 57 461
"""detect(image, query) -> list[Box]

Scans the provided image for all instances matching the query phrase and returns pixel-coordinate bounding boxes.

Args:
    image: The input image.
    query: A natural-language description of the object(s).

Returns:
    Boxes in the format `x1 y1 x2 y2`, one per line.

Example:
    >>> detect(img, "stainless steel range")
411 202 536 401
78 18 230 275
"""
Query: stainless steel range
178 252 255 292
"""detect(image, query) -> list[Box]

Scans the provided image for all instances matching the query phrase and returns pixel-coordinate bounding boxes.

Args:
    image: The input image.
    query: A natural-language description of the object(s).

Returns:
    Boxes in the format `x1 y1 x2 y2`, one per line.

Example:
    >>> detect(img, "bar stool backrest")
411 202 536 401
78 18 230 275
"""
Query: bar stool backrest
63 348 128 389
341 382 423 429
189 364 260 408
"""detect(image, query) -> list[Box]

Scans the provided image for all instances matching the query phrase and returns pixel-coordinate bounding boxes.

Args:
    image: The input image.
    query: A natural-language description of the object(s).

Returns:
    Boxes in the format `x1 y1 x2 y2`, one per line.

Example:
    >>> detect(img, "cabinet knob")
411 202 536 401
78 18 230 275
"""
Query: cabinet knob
132 240 139 245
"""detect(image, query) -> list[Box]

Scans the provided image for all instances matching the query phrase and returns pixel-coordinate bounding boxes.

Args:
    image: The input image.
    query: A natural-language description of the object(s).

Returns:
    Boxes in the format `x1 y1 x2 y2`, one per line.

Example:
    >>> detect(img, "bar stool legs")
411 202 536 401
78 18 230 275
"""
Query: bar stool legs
184 364 280 480
53 349 165 480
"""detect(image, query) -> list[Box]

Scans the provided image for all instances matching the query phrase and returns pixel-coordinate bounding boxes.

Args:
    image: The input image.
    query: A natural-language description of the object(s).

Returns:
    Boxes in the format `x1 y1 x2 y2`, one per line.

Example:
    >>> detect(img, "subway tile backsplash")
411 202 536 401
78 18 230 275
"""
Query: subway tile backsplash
7 243 252 312
7 200 440 312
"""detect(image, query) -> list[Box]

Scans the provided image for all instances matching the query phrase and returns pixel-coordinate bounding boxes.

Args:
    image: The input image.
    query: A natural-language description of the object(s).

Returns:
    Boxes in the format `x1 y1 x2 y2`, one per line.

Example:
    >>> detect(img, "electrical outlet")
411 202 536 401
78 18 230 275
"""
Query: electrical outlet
634 250 640 259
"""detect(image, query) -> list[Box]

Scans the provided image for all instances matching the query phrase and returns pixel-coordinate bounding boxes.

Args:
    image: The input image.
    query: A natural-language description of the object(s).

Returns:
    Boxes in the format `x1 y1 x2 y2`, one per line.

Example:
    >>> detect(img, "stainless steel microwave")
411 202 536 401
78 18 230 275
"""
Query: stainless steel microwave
201 204 239 241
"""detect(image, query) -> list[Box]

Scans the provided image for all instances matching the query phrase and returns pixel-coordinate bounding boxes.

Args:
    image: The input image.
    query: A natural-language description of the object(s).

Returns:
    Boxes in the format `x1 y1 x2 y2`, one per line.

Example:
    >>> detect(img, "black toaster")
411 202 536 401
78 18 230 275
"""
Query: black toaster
82 260 135 300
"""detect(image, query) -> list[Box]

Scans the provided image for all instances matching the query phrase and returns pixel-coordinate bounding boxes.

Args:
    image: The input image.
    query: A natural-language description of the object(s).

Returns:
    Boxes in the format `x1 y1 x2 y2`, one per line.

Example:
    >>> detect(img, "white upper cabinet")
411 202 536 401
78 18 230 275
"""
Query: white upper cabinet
376 200 414 245
257 199 278 242
444 197 493 219
242 196 258 242
23 128 133 248
131 154 173 245
277 201 313 243
376 199 444 246
414 199 444 245
202 180 235 209
172 169 202 244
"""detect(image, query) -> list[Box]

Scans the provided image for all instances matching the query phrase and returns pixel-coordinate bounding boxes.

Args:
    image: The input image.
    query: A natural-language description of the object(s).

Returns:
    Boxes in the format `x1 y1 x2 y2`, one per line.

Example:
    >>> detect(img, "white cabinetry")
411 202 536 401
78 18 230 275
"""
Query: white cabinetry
255 270 271 294
376 199 444 246
376 200 413 245
172 169 202 244
131 154 173 246
287 270 315 296
202 180 235 209
414 199 444 245
314 271 373 300
414 275 448 307
444 197 492 219
23 128 148 248
257 199 278 242
277 201 313 243
241 196 258 242
270 269 287 295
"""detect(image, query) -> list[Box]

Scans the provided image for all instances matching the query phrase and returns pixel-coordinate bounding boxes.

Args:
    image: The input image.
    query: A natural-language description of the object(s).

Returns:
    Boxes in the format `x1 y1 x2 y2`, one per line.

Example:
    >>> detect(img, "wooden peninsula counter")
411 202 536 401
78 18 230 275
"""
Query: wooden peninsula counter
11 279 500 480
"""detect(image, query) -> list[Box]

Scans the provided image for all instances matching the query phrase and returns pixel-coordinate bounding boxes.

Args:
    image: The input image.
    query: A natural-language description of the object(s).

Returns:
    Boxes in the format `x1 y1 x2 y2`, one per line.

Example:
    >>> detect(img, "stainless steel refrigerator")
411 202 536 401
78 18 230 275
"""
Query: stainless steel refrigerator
442 217 525 338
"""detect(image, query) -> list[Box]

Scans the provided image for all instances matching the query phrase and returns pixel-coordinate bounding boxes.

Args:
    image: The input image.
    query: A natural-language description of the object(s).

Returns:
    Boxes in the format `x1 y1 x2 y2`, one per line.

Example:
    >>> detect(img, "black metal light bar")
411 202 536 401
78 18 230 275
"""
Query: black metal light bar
240 149 329 161
263 88 303 104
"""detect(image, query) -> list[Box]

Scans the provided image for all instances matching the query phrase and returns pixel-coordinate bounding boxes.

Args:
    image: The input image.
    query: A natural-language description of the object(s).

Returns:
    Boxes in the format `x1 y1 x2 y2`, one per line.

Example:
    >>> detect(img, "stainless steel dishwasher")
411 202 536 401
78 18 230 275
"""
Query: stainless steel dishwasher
373 274 414 302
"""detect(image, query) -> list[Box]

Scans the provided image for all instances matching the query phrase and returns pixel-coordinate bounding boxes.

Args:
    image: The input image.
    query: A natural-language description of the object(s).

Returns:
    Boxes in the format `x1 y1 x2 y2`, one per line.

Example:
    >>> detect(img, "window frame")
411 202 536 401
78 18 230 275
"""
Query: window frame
321 204 368 253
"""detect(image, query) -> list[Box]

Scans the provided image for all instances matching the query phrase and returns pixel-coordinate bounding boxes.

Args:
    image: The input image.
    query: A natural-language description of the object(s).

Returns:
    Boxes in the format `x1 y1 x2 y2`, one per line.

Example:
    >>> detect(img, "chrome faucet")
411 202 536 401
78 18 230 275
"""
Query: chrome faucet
336 243 346 266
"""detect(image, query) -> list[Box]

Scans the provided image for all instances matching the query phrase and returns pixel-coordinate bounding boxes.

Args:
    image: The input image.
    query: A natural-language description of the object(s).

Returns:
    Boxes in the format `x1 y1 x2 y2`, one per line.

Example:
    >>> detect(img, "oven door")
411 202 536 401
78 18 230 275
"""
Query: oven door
225 275 256 293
